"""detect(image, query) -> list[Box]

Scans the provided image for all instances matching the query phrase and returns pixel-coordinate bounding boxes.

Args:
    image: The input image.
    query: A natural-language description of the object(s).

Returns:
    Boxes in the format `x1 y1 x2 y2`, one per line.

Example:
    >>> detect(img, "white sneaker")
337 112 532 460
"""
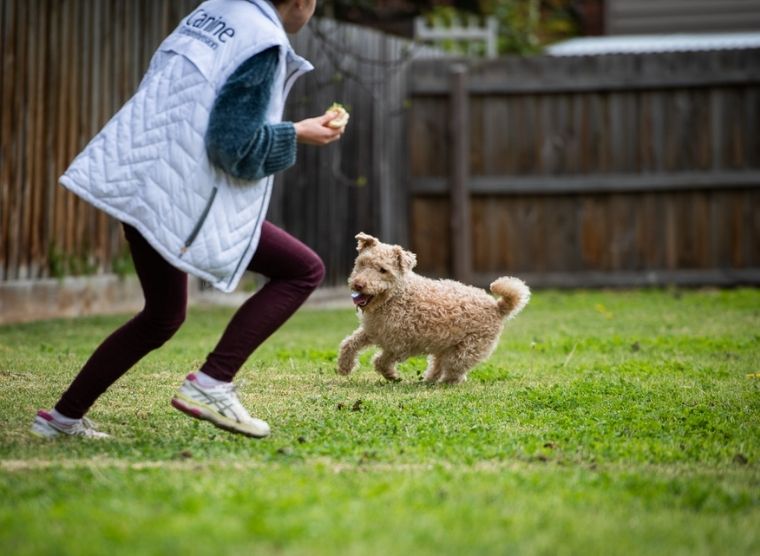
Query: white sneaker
30 410 111 439
171 374 270 438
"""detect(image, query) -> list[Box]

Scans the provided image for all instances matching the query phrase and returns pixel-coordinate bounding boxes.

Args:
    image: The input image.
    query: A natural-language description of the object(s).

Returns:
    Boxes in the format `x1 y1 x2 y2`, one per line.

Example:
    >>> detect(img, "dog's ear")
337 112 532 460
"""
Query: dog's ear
394 246 417 272
355 232 378 251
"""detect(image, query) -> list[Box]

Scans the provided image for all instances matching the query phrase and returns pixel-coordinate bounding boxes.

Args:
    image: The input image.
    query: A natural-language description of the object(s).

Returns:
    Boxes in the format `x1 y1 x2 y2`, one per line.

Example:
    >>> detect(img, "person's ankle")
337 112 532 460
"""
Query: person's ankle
194 371 229 388
51 408 81 426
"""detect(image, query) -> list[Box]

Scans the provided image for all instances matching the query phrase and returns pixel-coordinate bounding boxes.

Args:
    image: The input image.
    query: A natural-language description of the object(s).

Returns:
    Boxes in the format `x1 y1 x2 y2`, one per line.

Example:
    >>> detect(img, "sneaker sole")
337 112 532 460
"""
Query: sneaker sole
171 394 269 438
30 415 111 439
30 417 59 439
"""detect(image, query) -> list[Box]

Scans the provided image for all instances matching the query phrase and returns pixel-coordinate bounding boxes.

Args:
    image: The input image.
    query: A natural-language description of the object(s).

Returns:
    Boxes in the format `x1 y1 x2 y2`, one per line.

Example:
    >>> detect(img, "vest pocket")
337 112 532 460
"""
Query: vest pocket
180 186 218 255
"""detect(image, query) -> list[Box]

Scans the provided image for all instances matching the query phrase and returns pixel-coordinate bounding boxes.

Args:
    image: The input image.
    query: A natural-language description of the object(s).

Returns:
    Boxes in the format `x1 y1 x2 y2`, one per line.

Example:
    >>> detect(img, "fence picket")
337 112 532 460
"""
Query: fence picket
409 50 760 286
1 1 758 288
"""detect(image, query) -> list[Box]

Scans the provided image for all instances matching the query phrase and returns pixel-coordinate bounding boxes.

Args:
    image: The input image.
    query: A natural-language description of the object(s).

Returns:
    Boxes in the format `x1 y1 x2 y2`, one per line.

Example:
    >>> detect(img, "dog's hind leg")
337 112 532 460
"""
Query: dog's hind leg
437 359 471 384
439 336 499 384
436 345 486 384
338 327 372 376
423 354 444 383
372 350 403 382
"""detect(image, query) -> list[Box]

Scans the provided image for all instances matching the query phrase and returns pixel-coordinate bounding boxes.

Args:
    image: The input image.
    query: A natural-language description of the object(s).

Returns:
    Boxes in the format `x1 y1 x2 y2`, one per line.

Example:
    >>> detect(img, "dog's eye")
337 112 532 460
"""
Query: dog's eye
379 267 388 274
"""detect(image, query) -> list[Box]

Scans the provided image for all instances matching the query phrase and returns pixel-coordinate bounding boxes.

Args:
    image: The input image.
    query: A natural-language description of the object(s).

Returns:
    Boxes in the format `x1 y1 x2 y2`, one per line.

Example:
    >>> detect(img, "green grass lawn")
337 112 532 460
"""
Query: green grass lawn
1 288 759 555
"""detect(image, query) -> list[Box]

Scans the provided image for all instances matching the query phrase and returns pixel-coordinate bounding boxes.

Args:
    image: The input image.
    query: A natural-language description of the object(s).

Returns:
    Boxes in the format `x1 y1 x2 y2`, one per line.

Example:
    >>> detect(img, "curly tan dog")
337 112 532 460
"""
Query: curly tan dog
338 233 530 384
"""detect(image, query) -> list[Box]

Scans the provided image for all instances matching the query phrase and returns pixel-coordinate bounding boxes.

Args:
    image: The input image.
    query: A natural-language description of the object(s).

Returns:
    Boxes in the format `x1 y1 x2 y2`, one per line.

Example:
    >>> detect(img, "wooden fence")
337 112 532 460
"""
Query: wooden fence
272 19 421 285
2 0 759 289
1 0 198 281
408 49 760 287
0 1 419 285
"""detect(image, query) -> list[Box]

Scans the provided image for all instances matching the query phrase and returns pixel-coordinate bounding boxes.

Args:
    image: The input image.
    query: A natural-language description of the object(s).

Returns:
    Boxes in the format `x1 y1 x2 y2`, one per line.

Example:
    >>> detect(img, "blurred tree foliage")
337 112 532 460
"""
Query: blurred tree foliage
479 0 580 54
316 0 582 55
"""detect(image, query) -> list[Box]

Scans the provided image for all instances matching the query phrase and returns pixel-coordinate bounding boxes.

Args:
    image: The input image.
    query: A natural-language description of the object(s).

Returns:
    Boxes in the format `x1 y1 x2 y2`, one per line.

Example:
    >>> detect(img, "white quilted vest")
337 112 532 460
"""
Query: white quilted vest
60 0 313 292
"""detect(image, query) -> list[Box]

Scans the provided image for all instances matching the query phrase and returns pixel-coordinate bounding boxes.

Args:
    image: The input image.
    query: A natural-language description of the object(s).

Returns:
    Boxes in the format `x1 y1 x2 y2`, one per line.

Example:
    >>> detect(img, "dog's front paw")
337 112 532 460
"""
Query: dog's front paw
337 361 355 376
377 368 402 382
422 370 441 383
439 374 467 385
337 348 357 376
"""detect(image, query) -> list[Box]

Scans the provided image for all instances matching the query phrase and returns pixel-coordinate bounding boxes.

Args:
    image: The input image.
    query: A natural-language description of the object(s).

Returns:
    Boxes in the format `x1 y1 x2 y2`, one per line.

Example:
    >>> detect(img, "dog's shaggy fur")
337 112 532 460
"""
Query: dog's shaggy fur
338 233 530 384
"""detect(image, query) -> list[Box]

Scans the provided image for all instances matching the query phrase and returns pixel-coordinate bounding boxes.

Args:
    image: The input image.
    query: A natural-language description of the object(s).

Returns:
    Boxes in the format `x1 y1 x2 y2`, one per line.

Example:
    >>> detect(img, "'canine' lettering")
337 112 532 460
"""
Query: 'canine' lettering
186 9 236 44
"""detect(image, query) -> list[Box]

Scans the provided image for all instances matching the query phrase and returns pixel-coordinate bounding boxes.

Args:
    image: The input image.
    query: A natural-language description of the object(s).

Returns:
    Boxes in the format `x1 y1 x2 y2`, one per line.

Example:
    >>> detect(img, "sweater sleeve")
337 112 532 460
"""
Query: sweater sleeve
205 46 297 181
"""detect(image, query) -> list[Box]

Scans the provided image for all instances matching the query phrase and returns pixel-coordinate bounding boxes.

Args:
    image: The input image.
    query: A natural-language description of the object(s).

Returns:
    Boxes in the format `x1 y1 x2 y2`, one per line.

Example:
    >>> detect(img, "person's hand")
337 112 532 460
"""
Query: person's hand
293 113 344 146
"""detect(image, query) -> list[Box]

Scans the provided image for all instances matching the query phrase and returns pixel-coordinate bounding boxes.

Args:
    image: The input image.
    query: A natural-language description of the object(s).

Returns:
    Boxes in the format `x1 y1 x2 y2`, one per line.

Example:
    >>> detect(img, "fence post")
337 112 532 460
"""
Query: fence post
449 63 472 283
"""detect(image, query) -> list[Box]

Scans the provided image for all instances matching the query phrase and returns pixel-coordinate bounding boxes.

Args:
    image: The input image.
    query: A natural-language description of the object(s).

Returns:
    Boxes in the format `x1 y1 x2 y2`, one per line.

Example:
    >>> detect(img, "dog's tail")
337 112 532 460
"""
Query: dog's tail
490 277 531 320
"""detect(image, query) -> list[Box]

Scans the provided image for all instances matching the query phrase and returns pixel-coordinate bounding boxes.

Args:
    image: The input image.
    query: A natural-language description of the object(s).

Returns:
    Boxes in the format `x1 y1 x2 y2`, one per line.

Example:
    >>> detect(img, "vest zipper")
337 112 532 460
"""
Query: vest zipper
226 176 273 288
224 65 301 284
180 186 218 256
283 55 308 99
283 69 300 98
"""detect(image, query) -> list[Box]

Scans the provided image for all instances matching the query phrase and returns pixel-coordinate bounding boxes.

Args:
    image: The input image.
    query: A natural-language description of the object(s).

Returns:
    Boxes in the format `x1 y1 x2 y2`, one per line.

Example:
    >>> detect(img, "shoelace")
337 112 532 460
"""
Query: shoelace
196 378 245 393
196 380 267 423
80 417 98 430
219 380 247 395
54 416 101 436
202 381 246 409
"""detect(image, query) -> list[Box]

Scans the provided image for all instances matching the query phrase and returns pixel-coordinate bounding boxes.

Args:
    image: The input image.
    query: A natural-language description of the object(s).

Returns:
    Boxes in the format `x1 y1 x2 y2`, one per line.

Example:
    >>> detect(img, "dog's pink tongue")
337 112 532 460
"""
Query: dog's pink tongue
351 292 368 306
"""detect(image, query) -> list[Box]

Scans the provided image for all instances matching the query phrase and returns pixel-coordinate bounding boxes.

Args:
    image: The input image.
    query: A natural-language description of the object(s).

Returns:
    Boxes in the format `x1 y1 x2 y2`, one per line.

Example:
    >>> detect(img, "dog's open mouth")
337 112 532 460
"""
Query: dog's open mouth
351 291 373 308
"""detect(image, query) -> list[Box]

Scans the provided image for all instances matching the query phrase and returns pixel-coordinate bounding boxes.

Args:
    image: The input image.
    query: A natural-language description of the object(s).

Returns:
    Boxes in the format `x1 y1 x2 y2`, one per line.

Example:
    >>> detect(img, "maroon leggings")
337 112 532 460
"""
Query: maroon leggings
55 221 325 419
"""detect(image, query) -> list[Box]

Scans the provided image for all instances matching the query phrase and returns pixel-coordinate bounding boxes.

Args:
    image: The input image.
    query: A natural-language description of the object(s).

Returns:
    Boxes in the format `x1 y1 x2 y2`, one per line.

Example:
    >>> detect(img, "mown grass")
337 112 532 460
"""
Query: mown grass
1 288 759 555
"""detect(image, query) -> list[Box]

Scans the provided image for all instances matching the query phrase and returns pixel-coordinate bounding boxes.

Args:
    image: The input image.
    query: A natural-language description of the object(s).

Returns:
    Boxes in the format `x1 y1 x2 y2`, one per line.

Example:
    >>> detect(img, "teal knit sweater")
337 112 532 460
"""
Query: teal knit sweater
205 46 296 181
